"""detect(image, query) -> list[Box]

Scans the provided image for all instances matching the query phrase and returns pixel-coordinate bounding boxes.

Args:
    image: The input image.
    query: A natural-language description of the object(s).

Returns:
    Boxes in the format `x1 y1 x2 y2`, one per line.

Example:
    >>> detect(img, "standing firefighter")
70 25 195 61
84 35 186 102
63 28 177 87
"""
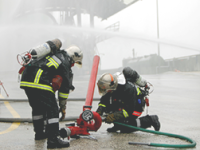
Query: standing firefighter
20 39 83 149
96 67 160 133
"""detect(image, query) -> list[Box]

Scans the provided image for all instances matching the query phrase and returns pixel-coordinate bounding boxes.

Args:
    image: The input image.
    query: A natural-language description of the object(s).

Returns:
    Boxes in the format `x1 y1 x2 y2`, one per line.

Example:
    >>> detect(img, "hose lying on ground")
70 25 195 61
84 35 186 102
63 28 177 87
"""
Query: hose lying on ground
0 116 196 148
0 116 78 123
115 122 196 148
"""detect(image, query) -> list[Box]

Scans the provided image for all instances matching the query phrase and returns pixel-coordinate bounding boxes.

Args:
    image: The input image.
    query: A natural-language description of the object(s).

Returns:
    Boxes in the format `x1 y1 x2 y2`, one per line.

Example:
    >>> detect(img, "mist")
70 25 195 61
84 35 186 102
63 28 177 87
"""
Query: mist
0 0 200 98
0 0 200 71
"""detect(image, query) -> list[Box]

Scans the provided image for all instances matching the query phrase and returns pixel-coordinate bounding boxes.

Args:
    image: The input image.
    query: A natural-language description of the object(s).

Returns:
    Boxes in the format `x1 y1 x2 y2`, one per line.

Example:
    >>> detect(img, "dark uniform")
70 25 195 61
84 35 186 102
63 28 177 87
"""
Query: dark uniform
20 49 73 138
97 81 146 132
96 68 160 133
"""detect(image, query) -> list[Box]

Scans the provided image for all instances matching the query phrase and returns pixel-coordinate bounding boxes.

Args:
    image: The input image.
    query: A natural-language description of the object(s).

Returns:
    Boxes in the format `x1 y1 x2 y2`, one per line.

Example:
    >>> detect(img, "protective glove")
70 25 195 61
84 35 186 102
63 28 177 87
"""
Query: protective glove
69 85 75 93
59 108 66 121
105 111 124 124
70 85 75 91
59 99 67 121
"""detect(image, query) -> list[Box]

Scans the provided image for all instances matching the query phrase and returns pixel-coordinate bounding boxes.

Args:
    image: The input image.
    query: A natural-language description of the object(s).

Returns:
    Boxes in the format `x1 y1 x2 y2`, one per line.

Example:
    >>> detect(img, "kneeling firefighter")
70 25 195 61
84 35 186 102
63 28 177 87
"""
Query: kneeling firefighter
20 39 83 149
96 67 160 133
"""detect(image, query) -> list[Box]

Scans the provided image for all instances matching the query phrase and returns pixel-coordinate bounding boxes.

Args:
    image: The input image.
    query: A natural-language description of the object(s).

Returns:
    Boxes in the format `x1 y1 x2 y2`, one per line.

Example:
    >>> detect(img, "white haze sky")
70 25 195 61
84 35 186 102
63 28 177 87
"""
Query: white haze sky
77 0 200 69
1 0 200 70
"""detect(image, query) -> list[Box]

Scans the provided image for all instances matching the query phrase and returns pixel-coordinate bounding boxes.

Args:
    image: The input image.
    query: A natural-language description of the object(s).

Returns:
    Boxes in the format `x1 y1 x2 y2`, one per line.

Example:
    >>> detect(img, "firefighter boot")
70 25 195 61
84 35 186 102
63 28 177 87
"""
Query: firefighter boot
47 136 70 149
139 115 160 131
35 132 47 140
107 123 121 132
34 124 47 140
120 127 137 133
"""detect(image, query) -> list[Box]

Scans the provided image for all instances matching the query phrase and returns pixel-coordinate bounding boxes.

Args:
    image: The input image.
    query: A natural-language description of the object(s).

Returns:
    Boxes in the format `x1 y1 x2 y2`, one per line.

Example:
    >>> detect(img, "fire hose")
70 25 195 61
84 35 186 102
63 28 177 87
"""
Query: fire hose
58 55 196 148
115 122 196 148
59 55 102 139
2 54 196 148
99 83 196 148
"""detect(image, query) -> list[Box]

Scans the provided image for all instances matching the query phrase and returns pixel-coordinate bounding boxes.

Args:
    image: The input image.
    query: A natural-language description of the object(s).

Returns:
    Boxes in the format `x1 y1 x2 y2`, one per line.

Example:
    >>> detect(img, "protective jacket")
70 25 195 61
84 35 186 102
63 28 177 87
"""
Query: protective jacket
20 49 73 103
97 81 146 120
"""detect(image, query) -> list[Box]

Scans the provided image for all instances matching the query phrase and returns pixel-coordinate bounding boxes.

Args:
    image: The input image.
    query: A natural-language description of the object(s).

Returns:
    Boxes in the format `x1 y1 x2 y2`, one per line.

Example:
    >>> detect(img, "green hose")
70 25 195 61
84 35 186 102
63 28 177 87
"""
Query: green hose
114 122 196 148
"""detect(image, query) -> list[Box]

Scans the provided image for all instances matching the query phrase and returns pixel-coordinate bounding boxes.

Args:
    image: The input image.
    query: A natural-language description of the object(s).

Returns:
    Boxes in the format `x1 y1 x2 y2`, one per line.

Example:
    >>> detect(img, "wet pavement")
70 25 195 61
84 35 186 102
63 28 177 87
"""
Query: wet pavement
0 71 200 150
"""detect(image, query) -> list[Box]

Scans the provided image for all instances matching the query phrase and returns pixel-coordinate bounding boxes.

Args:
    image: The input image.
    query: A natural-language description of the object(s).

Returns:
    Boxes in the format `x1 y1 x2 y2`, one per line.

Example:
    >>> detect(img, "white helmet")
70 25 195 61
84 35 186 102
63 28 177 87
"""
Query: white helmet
65 45 83 68
97 73 118 96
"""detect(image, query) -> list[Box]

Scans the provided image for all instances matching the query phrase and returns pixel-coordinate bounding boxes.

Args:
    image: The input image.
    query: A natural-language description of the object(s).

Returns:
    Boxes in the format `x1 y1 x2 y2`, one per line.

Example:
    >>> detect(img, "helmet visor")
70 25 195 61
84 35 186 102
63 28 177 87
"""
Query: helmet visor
97 83 107 96
74 61 82 68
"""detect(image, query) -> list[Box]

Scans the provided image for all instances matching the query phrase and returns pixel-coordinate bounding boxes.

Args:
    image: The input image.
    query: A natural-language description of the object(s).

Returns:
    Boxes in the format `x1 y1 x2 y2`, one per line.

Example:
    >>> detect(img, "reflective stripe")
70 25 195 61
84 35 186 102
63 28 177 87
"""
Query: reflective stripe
98 104 106 107
136 118 141 127
46 56 60 69
20 81 54 93
137 87 141 95
122 109 129 118
44 120 47 125
52 55 62 65
59 92 69 98
132 111 142 116
48 118 59 124
34 69 43 83
33 115 43 120
47 58 58 69
128 81 141 95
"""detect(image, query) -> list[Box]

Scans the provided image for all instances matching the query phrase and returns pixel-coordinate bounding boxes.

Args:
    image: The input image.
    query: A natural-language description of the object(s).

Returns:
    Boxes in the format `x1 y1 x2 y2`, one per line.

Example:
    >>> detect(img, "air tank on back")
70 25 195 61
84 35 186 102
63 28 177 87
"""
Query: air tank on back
30 38 62 59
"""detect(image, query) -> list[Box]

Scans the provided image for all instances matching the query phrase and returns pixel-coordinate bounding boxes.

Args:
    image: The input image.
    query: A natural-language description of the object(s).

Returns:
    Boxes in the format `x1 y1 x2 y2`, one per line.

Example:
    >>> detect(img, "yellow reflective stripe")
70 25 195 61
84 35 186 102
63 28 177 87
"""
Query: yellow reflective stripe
20 81 54 93
46 57 59 69
50 58 59 68
98 104 106 107
47 61 53 67
59 92 69 98
47 61 57 68
34 69 43 83
137 87 141 95
122 109 129 118
46 56 51 67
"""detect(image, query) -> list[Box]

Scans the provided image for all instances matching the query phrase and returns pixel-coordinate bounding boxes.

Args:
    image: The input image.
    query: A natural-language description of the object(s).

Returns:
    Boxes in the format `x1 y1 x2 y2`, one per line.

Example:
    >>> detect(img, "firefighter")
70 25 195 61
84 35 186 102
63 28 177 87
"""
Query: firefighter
96 67 160 133
20 41 83 149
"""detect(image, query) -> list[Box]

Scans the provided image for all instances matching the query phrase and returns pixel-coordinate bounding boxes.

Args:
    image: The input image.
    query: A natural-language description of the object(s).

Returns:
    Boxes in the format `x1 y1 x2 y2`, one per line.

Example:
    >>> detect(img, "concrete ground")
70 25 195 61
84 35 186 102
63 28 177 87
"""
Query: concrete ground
0 71 200 150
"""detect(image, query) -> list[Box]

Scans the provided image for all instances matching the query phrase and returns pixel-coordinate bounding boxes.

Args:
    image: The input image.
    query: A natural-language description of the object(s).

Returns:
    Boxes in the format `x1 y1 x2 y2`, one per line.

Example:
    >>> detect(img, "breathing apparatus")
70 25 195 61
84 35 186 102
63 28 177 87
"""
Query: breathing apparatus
17 39 62 81
17 38 62 66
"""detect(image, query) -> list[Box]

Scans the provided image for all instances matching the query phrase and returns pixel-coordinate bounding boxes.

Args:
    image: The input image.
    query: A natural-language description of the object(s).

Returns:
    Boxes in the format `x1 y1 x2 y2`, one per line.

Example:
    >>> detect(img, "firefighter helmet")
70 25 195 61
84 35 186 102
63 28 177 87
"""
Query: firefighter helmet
65 45 83 68
97 73 118 96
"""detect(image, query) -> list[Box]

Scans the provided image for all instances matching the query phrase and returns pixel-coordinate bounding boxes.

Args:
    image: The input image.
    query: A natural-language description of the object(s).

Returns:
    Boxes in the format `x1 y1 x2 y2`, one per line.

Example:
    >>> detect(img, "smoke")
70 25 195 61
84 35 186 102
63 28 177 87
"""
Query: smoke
0 0 199 99
0 0 200 73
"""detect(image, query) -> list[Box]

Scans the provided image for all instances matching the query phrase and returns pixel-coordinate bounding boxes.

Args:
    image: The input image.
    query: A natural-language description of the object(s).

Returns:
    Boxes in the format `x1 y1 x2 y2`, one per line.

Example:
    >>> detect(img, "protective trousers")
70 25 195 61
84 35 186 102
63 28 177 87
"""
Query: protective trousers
25 88 59 137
